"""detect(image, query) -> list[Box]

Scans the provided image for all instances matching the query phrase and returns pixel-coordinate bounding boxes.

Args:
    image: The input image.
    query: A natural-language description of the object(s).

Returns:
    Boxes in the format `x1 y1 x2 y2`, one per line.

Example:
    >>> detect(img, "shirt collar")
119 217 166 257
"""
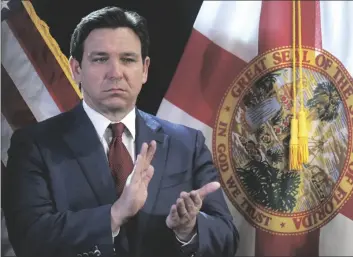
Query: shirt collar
82 100 136 140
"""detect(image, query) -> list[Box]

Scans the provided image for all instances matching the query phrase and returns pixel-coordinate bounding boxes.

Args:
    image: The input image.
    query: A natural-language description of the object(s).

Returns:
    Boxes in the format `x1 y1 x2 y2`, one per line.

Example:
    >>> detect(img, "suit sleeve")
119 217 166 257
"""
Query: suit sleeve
2 129 115 257
183 130 240 257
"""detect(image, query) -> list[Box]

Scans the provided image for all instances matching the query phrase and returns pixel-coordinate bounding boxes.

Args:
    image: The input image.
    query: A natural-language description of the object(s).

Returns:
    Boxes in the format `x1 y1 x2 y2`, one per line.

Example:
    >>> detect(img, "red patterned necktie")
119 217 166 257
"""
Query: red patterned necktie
108 123 134 195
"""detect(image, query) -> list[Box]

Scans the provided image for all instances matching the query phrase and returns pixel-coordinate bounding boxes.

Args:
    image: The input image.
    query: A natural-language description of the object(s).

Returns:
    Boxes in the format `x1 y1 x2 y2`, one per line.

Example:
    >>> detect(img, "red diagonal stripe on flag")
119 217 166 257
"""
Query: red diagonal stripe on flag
300 0 322 50
256 229 320 256
258 1 292 55
164 29 248 128
6 3 80 113
255 1 323 256
259 0 322 55
314 0 322 49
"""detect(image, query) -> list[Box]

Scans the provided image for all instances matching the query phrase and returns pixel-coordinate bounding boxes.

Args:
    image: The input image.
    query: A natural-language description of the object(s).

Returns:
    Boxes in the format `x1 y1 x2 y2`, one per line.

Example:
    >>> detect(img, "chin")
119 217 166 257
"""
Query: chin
105 101 129 111
101 96 134 111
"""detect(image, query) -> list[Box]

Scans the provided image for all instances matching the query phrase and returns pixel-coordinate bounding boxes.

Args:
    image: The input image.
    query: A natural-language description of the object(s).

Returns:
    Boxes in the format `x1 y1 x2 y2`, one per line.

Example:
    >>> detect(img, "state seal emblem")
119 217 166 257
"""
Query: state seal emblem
213 46 353 234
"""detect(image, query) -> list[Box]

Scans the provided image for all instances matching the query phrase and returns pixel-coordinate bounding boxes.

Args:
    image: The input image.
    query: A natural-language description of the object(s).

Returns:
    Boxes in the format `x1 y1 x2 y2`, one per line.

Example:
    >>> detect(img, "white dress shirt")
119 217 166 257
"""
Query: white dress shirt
82 100 196 245
83 100 135 239
82 100 136 161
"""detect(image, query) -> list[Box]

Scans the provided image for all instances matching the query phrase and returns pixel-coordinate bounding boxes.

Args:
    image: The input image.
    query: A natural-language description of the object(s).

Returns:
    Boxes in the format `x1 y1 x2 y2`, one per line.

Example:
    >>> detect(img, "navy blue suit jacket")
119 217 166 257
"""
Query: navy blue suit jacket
3 103 239 257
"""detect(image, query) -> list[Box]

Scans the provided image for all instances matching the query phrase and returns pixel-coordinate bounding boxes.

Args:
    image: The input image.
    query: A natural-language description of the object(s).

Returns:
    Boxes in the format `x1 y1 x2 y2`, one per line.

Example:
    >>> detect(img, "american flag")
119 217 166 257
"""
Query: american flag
1 1 81 255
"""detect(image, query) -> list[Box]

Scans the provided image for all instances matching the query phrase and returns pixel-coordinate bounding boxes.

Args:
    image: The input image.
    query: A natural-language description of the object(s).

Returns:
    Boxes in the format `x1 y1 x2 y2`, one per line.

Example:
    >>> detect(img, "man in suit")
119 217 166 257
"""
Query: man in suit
3 6 239 257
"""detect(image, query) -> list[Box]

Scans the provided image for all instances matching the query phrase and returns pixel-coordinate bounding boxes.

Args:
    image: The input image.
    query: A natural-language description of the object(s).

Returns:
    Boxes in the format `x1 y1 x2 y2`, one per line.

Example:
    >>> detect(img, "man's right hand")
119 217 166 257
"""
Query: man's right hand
111 140 157 231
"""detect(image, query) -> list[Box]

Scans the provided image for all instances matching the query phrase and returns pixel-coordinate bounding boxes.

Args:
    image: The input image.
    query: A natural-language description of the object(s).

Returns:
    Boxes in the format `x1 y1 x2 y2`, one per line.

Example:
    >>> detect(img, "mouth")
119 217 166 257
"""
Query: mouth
105 88 126 93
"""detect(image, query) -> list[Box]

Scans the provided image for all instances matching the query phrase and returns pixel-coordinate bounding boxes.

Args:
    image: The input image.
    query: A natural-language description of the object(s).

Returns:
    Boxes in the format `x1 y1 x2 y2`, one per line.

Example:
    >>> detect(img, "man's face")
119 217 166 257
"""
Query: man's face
70 27 150 114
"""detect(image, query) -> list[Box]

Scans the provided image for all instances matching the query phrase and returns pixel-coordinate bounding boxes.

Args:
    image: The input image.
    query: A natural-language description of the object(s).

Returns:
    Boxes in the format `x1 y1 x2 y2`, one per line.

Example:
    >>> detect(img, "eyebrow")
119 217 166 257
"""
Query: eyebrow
88 51 109 57
88 51 139 58
120 52 139 58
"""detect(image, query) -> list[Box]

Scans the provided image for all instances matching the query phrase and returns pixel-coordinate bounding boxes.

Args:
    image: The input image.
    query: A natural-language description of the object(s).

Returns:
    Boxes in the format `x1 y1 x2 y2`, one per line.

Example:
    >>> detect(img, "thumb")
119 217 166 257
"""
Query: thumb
197 181 221 199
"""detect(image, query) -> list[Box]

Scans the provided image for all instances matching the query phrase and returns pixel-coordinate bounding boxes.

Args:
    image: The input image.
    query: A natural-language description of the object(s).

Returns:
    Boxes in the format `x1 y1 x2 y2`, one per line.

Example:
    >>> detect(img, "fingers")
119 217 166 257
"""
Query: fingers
142 165 154 185
167 197 191 229
131 154 144 183
139 142 149 158
190 190 202 208
170 205 179 219
166 204 180 229
166 182 221 231
196 181 221 199
186 182 220 212
181 192 198 217
146 140 157 163
132 141 156 184
166 192 201 230
166 193 198 231
138 141 157 169
139 141 156 162
176 198 187 217
176 192 200 222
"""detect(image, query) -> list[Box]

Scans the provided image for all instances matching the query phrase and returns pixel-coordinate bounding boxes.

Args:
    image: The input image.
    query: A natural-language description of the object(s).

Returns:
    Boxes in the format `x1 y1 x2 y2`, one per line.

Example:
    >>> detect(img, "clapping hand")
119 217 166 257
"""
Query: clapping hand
111 141 157 229
166 181 221 241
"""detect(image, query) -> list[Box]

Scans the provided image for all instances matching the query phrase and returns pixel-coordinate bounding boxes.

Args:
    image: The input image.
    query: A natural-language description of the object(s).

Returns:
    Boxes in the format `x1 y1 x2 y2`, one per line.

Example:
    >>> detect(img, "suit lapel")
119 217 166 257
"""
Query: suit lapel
62 105 168 253
62 103 116 205
134 110 168 251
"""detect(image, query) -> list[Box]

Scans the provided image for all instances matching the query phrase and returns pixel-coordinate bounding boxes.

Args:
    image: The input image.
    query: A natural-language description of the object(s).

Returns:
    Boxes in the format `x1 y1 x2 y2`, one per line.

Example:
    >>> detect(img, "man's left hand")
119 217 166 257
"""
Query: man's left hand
166 182 220 241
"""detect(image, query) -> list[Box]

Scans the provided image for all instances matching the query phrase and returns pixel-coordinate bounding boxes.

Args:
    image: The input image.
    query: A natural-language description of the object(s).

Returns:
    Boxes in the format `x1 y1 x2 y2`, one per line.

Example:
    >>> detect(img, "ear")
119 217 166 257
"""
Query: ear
69 56 82 83
142 56 150 84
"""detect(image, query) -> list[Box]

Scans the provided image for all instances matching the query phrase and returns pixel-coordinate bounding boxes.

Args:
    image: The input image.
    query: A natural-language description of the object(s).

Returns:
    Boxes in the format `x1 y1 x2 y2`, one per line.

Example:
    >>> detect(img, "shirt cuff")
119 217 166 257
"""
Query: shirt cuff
175 232 197 246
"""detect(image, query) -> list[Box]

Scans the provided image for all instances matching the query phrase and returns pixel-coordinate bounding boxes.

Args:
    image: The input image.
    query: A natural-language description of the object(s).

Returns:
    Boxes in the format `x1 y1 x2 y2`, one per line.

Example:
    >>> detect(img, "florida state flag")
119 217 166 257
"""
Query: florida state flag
157 1 353 256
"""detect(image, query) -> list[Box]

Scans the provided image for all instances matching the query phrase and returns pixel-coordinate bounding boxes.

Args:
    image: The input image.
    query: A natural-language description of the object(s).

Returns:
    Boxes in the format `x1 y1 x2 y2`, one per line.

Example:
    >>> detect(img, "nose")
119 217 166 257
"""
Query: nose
107 59 123 80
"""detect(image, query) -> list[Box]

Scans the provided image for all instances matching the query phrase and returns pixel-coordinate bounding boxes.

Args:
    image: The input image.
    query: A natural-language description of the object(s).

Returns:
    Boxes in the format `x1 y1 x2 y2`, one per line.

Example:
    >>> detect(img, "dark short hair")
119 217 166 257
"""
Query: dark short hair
70 6 150 64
